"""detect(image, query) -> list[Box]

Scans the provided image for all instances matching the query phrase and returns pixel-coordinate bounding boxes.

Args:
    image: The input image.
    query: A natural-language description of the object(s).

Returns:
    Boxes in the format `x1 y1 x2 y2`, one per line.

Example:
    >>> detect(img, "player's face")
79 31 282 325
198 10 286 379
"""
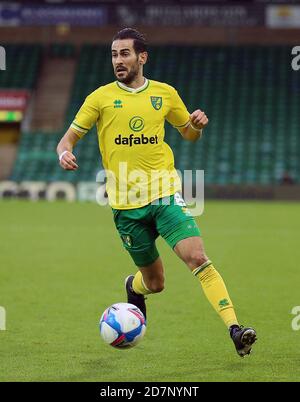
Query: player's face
111 39 144 85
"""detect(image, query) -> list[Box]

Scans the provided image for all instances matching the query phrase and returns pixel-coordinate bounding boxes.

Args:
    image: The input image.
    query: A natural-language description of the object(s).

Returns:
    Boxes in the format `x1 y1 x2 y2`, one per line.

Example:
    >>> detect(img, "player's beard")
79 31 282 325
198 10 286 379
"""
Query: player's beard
115 62 139 85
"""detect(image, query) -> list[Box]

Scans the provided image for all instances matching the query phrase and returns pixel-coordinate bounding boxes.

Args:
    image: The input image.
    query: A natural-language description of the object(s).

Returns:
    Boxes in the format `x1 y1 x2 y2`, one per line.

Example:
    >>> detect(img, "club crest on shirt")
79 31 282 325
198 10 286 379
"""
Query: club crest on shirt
150 96 162 110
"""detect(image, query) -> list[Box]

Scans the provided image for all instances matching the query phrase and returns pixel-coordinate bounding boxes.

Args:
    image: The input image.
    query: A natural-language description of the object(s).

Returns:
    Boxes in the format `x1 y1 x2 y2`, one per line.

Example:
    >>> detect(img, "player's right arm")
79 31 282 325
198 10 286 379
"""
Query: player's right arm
57 89 100 170
165 85 208 142
57 128 80 170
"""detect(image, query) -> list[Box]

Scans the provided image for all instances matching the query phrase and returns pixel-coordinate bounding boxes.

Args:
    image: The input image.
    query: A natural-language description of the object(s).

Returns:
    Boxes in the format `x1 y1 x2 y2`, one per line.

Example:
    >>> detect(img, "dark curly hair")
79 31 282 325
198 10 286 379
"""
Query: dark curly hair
112 28 147 55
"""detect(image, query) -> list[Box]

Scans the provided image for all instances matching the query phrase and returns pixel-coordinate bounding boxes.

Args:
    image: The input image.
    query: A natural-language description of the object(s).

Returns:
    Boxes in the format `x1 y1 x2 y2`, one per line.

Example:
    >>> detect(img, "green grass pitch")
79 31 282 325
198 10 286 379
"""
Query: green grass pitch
0 200 299 382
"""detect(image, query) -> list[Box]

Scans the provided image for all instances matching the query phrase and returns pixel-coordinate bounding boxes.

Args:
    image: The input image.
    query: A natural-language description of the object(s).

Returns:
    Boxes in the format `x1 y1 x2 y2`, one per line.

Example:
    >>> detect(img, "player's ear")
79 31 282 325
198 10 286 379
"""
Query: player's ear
139 51 148 65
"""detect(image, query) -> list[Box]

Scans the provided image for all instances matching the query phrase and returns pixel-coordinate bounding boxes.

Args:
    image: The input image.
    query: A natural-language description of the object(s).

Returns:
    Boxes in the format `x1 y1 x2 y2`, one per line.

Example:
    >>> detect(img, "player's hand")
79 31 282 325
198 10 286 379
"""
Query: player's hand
59 151 78 170
190 109 209 130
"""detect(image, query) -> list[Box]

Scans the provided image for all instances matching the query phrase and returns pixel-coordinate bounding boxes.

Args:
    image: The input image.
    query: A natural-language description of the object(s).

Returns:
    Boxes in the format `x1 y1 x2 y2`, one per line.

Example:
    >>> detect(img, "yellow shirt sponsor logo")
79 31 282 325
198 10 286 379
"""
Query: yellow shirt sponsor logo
115 133 158 146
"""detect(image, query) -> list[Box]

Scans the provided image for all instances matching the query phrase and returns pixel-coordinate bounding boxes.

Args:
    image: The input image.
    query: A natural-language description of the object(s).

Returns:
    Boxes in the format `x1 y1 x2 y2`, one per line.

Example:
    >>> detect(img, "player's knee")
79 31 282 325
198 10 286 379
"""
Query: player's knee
186 251 208 270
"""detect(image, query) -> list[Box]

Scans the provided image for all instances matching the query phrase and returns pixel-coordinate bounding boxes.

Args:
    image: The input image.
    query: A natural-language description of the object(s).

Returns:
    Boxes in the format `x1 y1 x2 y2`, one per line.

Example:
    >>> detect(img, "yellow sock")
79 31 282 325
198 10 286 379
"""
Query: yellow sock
132 271 152 295
193 261 239 328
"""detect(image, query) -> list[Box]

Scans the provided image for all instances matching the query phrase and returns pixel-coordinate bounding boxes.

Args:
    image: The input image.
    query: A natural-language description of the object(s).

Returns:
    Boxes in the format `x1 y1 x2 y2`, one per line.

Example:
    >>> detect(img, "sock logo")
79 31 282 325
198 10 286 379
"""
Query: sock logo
115 133 158 146
219 299 230 309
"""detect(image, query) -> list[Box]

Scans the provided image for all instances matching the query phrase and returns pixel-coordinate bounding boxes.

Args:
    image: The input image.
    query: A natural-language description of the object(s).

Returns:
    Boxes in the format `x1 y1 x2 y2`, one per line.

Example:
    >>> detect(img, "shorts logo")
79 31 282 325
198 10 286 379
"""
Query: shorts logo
182 206 192 216
174 192 186 207
122 234 132 247
150 96 162 110
129 116 144 132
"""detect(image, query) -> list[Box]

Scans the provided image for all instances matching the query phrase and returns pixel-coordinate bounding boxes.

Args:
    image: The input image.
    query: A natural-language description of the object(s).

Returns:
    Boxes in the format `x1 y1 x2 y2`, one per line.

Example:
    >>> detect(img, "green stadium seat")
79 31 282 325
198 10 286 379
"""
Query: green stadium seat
0 44 42 89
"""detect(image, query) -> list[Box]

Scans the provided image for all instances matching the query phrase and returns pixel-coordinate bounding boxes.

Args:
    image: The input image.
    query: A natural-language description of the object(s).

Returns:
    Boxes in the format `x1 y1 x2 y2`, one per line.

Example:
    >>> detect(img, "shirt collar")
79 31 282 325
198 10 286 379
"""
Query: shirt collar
116 78 149 93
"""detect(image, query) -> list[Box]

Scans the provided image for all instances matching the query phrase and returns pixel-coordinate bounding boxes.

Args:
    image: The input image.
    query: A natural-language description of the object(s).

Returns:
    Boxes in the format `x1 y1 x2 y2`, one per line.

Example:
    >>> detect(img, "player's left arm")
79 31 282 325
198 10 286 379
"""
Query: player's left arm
178 109 209 142
166 85 208 142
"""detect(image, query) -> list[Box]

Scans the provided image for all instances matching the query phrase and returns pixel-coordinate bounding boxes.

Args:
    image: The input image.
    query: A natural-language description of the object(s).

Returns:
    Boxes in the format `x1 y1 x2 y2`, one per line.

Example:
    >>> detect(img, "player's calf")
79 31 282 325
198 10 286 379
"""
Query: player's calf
185 252 209 271
144 280 164 293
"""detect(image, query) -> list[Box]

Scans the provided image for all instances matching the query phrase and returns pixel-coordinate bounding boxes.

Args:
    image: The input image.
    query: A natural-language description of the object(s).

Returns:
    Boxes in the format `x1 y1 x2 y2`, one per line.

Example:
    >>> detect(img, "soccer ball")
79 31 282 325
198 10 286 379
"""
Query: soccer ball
99 302 146 349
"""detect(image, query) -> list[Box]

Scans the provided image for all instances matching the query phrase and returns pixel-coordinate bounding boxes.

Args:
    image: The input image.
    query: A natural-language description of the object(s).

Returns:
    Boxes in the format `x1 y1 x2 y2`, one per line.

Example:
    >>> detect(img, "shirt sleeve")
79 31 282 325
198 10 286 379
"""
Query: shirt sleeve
70 90 100 138
165 85 190 129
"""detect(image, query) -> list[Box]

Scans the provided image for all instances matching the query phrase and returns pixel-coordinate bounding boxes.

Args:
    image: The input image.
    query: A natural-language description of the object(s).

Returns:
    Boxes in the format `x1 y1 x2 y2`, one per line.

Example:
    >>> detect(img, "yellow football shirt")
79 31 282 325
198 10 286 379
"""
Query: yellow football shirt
71 78 190 209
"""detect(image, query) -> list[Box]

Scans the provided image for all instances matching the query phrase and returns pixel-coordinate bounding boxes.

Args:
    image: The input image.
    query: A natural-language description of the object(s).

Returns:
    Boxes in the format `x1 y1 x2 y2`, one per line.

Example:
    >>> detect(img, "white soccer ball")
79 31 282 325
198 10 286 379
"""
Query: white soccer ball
99 302 146 349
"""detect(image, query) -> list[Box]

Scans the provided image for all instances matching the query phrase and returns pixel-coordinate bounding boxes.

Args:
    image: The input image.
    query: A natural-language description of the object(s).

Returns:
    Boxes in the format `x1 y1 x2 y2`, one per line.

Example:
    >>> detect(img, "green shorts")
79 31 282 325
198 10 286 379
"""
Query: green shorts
112 193 201 267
